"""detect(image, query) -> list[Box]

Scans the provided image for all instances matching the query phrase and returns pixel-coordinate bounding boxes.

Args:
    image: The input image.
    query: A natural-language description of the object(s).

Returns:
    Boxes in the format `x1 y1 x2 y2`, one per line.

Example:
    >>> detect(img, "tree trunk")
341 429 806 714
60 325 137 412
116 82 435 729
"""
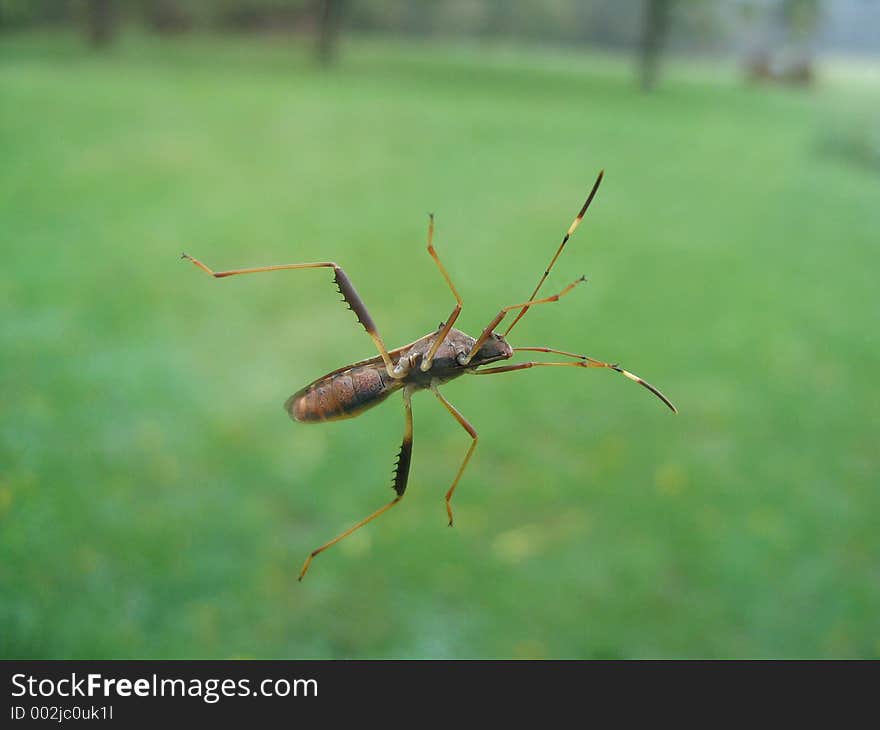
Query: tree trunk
639 0 671 92
316 0 345 66
86 0 115 48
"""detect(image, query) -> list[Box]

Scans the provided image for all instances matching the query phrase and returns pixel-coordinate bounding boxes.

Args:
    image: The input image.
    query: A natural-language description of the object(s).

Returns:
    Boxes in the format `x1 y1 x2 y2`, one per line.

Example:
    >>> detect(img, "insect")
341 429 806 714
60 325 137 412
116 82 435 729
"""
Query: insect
181 171 676 581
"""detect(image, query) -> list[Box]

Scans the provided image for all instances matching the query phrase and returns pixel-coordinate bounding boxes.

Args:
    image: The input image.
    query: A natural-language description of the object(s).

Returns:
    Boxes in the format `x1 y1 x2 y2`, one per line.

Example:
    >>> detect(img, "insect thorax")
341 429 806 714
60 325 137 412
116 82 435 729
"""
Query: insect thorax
400 327 511 388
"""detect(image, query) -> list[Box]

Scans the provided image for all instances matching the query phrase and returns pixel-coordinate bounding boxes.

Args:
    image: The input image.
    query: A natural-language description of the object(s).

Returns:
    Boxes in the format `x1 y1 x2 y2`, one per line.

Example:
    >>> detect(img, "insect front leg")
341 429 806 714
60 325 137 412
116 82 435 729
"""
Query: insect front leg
460 276 587 366
180 254 404 379
504 169 604 336
421 213 464 372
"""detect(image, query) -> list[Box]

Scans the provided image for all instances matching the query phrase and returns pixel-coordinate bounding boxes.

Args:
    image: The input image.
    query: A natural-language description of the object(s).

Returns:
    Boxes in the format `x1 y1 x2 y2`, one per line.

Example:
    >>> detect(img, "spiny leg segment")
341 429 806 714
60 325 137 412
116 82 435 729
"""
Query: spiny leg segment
474 347 677 413
422 213 464 372
298 386 415 581
180 253 401 378
459 276 587 366
504 170 604 337
430 383 478 527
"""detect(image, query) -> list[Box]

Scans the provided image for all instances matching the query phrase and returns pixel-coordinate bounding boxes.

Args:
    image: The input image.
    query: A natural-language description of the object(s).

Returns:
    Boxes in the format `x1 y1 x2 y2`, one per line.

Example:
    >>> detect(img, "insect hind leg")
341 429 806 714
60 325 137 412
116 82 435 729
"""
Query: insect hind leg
298 387 415 581
180 254 401 378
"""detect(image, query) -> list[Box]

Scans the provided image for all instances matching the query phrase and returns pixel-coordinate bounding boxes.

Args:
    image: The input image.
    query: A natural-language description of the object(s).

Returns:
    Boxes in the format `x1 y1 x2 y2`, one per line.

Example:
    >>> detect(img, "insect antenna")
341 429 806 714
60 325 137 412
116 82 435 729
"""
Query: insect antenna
506 346 677 413
504 170 604 337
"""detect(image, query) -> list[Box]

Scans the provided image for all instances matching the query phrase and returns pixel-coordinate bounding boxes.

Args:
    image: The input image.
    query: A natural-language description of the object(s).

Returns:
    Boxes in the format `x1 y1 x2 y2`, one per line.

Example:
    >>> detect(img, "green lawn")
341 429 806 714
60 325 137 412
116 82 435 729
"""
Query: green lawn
1 31 878 658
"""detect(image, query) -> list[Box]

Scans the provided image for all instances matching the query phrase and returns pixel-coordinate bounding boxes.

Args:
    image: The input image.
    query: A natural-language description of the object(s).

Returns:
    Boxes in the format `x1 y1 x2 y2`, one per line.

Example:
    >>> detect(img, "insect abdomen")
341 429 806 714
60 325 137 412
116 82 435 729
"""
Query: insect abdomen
285 364 402 423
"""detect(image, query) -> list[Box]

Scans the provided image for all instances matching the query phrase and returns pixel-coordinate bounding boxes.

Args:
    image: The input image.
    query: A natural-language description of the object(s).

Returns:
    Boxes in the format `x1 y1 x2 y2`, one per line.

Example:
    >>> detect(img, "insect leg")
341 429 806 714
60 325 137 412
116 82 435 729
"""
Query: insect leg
473 357 677 413
298 387 415 581
459 276 587 366
430 383 478 527
421 213 464 372
180 254 401 378
504 170 604 336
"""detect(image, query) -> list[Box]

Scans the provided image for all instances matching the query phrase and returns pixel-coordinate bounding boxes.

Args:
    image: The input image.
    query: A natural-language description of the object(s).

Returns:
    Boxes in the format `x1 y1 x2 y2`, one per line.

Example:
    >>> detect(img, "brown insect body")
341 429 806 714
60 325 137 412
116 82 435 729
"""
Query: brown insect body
286 328 513 423
182 170 677 581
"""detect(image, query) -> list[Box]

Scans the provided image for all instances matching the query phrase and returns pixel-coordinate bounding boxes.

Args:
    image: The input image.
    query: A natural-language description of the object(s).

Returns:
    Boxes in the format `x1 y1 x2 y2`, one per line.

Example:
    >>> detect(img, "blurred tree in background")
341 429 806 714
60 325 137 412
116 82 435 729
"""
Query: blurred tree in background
0 0 870 84
316 0 346 65
85 0 116 46
143 0 193 32
781 0 822 79
639 0 671 92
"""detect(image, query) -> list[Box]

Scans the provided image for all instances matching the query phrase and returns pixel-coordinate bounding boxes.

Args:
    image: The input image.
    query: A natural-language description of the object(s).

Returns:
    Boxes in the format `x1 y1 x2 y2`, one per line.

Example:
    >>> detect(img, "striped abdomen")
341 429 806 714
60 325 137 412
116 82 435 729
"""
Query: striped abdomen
285 362 403 423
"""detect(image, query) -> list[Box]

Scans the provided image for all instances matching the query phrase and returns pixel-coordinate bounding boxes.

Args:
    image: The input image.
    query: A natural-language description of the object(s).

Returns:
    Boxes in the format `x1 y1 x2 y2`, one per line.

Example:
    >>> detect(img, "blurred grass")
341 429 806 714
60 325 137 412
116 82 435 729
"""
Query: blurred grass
1 31 879 659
